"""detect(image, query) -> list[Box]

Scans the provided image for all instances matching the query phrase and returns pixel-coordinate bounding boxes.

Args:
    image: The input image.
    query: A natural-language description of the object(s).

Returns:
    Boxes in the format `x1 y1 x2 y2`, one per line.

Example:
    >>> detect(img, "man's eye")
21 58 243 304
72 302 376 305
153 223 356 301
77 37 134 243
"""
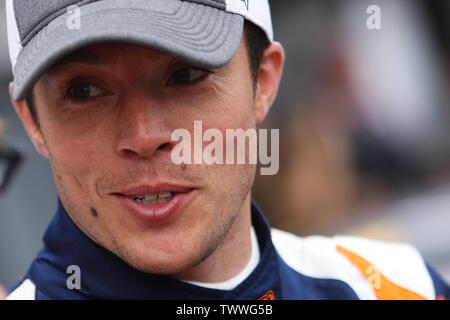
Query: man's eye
168 68 211 86
65 83 105 102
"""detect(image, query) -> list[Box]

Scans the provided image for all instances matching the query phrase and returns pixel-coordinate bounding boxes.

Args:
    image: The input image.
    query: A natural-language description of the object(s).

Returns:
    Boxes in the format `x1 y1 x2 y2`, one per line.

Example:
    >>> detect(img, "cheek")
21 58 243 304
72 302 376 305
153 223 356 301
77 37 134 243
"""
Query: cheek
185 70 255 129
190 85 257 189
199 88 255 130
45 123 105 180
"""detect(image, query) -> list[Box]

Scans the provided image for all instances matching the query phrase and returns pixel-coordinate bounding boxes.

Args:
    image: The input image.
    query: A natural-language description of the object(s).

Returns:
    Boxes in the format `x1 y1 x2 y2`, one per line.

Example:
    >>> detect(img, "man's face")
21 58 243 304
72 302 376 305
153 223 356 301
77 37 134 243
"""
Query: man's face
28 38 261 276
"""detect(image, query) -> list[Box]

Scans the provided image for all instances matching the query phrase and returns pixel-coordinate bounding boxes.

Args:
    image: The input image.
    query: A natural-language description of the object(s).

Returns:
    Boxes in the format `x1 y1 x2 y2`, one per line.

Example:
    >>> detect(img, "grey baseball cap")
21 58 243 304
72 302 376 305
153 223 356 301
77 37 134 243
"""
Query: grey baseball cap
6 0 274 102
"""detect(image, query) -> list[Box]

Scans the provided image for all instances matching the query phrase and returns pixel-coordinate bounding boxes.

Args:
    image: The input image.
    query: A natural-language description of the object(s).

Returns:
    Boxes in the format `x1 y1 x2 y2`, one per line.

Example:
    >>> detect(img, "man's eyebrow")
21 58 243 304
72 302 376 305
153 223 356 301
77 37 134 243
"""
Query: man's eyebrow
46 49 174 76
46 52 104 75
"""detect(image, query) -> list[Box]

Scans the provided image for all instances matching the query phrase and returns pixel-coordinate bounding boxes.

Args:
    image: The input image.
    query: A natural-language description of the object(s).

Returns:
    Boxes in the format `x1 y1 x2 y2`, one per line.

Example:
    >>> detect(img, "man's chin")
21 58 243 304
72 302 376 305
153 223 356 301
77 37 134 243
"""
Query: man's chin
106 232 205 275
120 250 205 277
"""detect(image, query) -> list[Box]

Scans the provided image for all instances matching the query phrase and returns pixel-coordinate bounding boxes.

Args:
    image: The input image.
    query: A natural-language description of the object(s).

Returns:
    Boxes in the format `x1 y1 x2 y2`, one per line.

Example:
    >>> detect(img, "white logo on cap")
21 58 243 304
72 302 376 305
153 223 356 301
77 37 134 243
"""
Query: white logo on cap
240 0 249 10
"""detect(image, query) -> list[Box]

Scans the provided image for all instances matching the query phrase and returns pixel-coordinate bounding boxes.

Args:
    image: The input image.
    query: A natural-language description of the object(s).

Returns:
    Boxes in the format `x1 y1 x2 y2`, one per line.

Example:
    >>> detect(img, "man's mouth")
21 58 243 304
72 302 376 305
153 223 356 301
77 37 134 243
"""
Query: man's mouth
132 192 176 205
112 184 196 225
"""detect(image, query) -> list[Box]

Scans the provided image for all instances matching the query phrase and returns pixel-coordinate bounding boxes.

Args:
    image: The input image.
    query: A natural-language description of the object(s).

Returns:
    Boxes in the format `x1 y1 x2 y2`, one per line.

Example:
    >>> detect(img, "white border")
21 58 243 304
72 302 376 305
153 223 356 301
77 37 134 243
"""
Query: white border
6 0 23 74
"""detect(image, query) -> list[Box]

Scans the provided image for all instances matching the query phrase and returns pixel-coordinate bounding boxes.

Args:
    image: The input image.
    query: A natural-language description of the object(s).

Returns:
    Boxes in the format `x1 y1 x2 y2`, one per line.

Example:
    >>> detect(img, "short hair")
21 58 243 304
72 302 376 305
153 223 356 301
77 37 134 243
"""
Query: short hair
243 20 271 89
25 20 270 127
25 91 38 128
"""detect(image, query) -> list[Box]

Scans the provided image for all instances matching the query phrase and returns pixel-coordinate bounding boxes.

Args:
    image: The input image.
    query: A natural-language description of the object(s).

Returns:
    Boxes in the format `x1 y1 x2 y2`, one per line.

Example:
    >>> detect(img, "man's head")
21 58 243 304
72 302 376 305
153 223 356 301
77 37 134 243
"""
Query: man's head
8 0 284 281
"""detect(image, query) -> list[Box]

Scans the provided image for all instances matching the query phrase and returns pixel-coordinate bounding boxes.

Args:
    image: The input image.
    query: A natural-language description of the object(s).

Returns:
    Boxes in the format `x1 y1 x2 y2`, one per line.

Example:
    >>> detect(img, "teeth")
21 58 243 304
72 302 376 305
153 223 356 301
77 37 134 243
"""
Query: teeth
133 192 175 205
157 192 172 198
135 194 158 201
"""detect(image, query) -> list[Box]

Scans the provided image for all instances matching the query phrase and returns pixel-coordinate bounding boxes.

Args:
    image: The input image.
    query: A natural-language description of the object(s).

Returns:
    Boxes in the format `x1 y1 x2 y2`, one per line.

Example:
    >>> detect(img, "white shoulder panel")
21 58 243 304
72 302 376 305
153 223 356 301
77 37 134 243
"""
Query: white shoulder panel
6 279 36 300
335 235 435 300
271 228 376 299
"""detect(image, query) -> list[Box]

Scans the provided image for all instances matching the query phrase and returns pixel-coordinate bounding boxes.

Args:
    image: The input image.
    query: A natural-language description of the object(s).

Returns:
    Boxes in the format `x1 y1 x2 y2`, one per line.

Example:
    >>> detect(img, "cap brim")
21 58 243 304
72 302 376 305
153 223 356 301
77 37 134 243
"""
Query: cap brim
13 0 244 101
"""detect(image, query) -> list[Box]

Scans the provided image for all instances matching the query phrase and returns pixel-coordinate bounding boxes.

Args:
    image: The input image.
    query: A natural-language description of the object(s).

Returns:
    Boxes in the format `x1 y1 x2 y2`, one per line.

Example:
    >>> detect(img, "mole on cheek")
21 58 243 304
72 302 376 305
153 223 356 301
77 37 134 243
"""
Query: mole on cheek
90 207 98 218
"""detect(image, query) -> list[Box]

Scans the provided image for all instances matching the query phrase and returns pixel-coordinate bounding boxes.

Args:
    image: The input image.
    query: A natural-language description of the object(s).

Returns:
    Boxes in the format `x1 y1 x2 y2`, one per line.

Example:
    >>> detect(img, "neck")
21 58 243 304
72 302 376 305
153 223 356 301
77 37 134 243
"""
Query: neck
173 194 253 283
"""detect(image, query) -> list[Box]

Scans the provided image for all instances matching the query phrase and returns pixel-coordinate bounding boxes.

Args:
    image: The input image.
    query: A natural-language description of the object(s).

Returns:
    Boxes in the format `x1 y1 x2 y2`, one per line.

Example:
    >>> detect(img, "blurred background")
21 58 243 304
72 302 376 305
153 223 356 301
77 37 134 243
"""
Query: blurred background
1 0 450 289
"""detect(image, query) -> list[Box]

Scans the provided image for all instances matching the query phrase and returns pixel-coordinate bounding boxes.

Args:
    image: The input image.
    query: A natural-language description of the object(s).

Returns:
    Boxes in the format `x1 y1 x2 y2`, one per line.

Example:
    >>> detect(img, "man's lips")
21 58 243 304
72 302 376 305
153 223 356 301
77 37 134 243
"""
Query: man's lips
111 184 196 225
113 183 194 197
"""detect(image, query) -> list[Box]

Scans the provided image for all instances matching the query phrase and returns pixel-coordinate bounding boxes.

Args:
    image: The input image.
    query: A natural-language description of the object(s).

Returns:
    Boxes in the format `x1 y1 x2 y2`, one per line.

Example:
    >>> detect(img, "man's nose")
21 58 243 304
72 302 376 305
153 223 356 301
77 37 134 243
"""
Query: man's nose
115 97 175 160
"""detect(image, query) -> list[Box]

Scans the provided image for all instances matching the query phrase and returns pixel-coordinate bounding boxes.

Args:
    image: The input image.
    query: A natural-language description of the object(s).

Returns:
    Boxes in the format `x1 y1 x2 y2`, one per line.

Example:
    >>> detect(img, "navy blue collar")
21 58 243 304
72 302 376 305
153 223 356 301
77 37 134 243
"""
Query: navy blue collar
28 199 282 300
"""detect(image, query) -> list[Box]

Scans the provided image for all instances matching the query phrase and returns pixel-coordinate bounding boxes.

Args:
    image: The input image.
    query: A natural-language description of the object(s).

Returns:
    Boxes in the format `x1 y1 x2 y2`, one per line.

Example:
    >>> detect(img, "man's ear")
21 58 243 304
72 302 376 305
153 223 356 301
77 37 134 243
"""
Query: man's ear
254 42 285 124
9 83 50 159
